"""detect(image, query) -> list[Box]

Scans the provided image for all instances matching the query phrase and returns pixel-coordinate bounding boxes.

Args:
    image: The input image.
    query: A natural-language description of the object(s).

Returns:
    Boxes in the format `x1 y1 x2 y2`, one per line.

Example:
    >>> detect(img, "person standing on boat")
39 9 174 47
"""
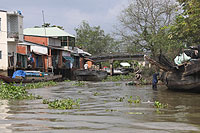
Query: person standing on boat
84 62 88 70
152 73 159 90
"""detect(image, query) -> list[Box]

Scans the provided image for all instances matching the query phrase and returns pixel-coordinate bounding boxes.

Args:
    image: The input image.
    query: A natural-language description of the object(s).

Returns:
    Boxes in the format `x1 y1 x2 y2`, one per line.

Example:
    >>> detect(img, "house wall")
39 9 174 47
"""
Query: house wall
7 42 17 67
18 15 23 42
24 36 48 46
17 45 27 55
0 11 8 70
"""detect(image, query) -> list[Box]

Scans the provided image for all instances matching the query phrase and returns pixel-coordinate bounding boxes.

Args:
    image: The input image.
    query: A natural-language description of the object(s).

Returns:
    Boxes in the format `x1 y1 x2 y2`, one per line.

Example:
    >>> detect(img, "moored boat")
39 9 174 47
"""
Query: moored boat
74 70 107 81
0 70 62 83
145 54 200 90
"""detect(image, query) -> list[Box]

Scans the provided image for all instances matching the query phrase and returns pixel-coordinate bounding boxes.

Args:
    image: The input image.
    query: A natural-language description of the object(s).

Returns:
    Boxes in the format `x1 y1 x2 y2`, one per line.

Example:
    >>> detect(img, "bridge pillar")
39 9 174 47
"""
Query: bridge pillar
109 59 114 76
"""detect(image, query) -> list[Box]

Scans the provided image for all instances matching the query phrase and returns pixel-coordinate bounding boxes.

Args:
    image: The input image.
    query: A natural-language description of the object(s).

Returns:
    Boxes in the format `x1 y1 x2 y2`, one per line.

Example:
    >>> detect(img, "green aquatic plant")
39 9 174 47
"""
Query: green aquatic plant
102 74 134 82
93 92 100 96
154 101 168 108
0 83 41 100
78 90 82 94
72 81 85 86
127 96 141 104
43 98 80 110
64 79 71 82
116 97 125 102
25 81 57 89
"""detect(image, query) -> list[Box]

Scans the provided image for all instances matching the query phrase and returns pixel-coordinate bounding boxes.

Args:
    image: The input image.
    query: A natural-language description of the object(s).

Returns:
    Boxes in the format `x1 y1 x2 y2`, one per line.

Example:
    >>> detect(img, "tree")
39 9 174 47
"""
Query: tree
35 23 64 30
75 21 118 55
116 0 177 57
169 0 200 46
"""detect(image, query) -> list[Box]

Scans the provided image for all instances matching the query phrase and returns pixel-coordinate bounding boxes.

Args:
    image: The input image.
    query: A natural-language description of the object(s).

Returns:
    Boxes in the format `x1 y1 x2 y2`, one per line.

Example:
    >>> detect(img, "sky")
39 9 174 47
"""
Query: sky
0 0 129 35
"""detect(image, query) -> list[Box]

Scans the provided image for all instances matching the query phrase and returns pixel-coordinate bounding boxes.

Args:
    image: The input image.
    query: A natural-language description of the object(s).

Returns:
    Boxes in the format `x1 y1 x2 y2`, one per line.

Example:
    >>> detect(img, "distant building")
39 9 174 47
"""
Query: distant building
0 10 23 75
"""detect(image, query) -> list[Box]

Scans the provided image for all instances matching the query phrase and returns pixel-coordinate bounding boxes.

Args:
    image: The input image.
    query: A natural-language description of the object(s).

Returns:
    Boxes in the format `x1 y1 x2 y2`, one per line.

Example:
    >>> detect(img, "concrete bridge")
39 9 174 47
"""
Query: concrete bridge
89 54 145 63
89 54 146 76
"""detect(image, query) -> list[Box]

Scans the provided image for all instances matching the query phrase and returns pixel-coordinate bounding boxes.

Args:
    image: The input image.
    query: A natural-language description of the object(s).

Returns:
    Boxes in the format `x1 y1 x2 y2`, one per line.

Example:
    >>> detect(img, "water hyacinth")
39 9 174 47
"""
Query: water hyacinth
43 98 80 110
24 81 57 89
0 83 41 100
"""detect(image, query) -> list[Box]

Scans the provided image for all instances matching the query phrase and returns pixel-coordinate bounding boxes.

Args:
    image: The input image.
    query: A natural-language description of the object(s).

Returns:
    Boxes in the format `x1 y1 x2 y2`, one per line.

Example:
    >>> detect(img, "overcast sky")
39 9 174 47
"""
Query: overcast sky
0 0 129 35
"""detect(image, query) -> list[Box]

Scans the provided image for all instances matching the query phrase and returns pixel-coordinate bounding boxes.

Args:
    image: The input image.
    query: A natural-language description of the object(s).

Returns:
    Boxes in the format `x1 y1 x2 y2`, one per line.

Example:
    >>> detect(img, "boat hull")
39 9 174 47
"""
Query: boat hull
74 70 107 81
162 71 200 90
0 75 62 83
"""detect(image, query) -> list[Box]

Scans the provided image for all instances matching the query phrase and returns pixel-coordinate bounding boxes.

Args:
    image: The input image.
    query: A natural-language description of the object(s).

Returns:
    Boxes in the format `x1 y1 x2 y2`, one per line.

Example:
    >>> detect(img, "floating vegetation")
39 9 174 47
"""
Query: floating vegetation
78 90 82 94
64 79 71 82
0 83 42 100
93 92 100 96
154 101 168 108
72 81 85 86
24 81 57 89
103 74 134 82
43 98 80 110
154 101 168 114
128 112 144 115
116 97 125 102
127 96 141 104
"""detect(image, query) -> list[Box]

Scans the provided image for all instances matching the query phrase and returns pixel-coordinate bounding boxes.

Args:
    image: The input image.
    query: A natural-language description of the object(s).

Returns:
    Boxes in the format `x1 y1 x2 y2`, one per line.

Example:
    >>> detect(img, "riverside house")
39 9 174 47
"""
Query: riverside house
20 27 91 78
0 10 23 76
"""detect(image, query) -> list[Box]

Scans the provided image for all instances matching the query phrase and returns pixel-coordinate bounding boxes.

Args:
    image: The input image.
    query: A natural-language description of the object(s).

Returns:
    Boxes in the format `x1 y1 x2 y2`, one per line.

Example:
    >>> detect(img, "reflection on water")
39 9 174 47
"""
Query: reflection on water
0 81 200 132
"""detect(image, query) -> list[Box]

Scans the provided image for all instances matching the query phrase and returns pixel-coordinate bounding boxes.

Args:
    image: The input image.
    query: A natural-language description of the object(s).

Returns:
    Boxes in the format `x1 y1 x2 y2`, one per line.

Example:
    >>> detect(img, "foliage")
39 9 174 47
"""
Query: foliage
72 81 86 86
93 92 100 96
75 21 118 55
127 96 141 104
43 98 80 110
154 101 168 108
102 74 134 82
24 81 57 89
35 23 64 30
116 0 177 57
169 0 200 46
0 83 41 100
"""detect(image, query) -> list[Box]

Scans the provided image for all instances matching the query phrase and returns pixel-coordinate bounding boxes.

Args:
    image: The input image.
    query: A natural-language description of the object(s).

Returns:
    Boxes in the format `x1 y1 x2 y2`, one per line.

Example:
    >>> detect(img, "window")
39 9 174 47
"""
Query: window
0 51 2 59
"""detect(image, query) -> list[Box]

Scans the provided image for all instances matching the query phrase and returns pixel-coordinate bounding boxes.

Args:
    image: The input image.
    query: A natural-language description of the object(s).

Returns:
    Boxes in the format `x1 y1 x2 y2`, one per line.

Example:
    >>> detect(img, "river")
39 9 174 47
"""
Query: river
0 81 200 133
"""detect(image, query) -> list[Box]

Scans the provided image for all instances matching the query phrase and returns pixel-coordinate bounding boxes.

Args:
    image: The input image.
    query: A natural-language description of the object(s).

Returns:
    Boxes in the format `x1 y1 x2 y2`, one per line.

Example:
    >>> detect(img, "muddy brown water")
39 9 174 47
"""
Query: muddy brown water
0 81 200 133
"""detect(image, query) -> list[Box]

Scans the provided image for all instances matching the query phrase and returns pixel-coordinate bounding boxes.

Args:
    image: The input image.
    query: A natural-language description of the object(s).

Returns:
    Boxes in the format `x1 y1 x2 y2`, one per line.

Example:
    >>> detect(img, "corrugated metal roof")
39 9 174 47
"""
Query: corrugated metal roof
24 27 75 38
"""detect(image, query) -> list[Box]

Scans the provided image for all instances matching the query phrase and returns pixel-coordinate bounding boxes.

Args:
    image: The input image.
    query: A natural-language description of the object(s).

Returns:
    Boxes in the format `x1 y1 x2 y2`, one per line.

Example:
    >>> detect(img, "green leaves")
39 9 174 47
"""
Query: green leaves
75 21 117 55
43 98 80 110
170 0 200 45
0 83 40 100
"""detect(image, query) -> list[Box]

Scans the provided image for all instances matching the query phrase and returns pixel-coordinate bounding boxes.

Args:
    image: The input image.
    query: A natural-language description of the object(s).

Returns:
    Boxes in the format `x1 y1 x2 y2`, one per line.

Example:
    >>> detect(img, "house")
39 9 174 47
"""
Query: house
21 27 78 78
0 10 23 76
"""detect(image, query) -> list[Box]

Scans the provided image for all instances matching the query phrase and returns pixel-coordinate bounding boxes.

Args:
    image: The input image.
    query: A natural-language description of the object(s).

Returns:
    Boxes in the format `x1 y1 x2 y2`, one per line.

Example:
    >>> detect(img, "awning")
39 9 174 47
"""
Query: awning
31 45 48 55
63 56 74 62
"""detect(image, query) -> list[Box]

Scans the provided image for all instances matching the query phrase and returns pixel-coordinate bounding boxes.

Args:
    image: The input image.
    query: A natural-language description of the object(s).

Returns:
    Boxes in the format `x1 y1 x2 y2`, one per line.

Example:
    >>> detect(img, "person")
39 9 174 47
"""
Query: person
152 73 159 90
84 63 88 70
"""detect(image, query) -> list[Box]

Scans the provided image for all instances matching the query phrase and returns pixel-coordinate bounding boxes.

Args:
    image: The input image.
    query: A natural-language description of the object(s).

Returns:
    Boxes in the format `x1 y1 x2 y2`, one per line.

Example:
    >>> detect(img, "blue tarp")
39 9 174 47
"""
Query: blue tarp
12 70 26 79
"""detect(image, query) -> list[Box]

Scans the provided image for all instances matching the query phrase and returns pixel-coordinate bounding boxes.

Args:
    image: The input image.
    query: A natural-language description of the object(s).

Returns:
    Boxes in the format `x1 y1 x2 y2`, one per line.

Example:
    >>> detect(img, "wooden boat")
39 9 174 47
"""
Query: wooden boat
0 74 62 83
145 55 200 90
74 70 108 81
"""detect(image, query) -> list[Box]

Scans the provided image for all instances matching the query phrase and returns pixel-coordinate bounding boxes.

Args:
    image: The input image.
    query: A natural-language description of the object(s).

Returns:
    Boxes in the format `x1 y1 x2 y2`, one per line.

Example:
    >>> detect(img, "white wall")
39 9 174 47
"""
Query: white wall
7 42 17 67
0 11 8 70
18 15 23 42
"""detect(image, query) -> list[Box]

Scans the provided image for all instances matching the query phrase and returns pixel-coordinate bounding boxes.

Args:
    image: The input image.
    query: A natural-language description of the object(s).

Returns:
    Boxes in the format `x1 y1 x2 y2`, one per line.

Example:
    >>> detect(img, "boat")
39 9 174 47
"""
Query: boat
145 53 200 90
74 70 108 81
0 70 62 83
